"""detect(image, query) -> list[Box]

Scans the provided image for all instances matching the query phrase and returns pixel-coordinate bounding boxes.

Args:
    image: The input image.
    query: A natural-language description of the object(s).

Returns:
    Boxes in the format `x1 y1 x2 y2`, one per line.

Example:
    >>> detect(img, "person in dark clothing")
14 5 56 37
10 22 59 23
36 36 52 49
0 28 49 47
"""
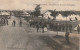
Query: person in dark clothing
36 23 39 32
29 21 32 27
58 24 61 31
75 17 78 20
57 23 59 31
13 19 16 27
6 19 8 25
3 18 5 24
42 23 45 33
70 18 72 21
66 24 69 32
39 21 42 28
60 24 63 31
50 22 52 30
77 25 80 34
65 32 70 43
52 23 54 30
62 24 65 31
55 23 58 31
62 24 64 32
20 19 22 27
69 24 72 33
1 18 3 24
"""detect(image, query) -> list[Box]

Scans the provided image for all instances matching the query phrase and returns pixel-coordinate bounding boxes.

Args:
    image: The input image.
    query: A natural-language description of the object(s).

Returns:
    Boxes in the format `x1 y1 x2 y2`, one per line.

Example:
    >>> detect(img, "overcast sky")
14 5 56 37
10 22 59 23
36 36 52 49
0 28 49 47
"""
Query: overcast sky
0 0 80 11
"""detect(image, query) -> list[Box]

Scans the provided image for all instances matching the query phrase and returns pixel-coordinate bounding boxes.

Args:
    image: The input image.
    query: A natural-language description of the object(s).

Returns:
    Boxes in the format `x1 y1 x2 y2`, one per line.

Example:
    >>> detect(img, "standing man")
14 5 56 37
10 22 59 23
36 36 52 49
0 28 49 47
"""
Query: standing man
62 24 65 32
66 24 68 32
42 23 45 33
69 24 72 33
29 21 32 27
36 23 39 32
77 25 80 34
57 23 59 35
1 18 3 24
65 32 70 43
13 19 16 27
60 24 63 31
55 23 58 31
20 19 22 27
3 18 6 24
6 19 8 25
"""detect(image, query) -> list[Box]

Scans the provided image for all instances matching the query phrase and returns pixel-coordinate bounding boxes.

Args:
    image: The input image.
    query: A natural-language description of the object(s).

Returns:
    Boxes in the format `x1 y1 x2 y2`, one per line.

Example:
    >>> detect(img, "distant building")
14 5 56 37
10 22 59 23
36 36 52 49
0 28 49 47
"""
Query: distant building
0 11 10 18
43 11 54 19
56 14 65 20
56 14 80 21
14 11 30 17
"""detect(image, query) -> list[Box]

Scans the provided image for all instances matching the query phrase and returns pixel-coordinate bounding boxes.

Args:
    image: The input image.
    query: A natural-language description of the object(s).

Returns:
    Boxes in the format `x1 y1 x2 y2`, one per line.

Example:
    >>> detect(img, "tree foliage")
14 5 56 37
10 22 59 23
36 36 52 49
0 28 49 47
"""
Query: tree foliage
34 5 41 17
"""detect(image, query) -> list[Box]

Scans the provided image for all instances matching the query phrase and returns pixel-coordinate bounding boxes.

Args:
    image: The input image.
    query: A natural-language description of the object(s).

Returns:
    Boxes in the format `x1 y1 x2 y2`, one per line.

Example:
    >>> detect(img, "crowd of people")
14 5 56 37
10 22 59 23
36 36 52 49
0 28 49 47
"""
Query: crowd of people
28 19 79 43
0 18 8 25
49 22 72 32
29 20 73 33
28 19 80 34
29 20 47 33
0 16 79 44
0 17 22 27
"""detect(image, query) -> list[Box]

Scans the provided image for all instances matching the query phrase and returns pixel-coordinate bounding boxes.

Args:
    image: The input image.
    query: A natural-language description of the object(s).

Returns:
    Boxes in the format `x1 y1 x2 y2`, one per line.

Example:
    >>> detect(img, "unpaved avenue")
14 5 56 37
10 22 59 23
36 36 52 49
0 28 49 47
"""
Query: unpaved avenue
0 16 79 50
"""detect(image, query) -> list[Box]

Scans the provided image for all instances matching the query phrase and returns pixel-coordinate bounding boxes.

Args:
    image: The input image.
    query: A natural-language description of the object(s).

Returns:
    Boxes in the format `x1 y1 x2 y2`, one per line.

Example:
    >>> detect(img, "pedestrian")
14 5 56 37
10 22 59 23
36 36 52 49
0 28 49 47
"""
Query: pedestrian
60 24 63 31
1 18 3 24
65 32 70 44
77 25 80 34
52 23 54 30
54 23 56 31
13 19 16 27
6 19 8 25
39 21 42 28
56 23 58 31
3 18 5 24
62 24 65 32
50 22 52 30
65 24 68 32
36 23 39 32
69 24 72 33
29 21 32 27
20 19 22 27
44 23 47 32
42 23 45 33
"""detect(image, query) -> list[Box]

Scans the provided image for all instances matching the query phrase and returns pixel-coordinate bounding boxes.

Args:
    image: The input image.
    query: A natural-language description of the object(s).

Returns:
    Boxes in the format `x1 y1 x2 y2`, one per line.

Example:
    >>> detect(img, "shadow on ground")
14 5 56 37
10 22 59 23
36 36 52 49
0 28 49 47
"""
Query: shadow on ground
39 35 79 50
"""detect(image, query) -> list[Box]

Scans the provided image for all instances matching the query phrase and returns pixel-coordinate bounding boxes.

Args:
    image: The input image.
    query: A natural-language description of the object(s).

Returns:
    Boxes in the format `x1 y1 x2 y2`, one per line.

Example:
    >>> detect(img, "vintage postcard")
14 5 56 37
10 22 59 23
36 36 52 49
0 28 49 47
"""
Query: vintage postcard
0 0 80 50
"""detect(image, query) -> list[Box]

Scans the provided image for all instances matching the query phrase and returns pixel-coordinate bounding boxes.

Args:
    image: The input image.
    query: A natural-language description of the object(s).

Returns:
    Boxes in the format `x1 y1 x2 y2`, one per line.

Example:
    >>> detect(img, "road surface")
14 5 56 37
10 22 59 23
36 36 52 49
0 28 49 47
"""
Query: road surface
0 16 79 50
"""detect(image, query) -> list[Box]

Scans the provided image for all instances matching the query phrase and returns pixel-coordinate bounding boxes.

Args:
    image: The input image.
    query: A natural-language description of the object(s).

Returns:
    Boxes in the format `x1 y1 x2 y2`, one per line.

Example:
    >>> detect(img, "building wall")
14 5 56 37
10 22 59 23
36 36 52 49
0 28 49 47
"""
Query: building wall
43 11 54 19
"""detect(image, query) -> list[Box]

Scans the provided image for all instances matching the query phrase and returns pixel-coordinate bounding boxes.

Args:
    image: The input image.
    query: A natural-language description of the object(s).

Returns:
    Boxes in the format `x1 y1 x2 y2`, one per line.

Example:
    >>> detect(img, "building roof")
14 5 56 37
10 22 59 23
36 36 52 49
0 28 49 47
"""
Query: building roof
0 12 10 15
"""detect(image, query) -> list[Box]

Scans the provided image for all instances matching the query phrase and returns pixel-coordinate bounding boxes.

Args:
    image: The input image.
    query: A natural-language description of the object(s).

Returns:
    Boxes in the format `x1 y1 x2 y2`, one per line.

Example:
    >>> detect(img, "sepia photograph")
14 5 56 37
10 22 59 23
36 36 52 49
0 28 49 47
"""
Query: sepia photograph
0 0 80 50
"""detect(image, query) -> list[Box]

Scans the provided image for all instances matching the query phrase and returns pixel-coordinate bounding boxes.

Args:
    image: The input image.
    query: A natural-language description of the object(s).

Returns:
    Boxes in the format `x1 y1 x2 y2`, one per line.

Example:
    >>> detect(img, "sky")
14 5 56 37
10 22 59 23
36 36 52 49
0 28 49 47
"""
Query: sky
0 0 80 11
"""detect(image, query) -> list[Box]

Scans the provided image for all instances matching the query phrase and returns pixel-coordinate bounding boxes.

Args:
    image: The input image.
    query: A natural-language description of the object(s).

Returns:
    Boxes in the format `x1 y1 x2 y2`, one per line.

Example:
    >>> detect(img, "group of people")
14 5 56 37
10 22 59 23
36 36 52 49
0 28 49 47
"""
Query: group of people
29 20 47 33
12 19 22 27
29 20 72 43
0 17 23 27
0 18 8 25
49 23 72 33
29 20 73 33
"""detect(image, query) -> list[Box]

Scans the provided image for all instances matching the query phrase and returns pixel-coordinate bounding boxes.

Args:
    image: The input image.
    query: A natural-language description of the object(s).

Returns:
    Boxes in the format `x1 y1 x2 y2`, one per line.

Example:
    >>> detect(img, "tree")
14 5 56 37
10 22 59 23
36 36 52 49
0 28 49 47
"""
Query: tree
34 5 41 17
62 11 69 21
49 10 58 20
